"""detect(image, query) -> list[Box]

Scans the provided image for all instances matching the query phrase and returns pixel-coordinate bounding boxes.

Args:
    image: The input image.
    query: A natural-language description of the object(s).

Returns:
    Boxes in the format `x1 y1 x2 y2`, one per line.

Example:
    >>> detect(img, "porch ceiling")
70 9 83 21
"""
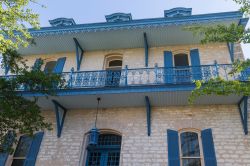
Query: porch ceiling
17 11 243 55
26 88 242 110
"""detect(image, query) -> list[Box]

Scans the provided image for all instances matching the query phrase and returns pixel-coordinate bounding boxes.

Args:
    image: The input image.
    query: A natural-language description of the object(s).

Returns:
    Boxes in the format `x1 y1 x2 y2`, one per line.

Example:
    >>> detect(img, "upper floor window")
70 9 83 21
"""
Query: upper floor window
104 55 123 86
174 53 189 67
179 130 203 166
86 133 122 166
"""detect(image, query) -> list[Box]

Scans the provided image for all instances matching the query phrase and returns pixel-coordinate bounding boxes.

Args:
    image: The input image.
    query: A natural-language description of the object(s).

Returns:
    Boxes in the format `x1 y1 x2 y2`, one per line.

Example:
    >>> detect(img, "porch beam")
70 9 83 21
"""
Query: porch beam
52 99 68 138
227 42 234 62
73 38 84 71
145 96 151 136
238 96 248 135
144 32 149 67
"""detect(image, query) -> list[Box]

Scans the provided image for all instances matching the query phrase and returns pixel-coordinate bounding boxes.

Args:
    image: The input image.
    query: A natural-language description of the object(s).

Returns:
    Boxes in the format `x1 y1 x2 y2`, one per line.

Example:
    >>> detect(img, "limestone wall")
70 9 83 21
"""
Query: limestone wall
32 105 250 166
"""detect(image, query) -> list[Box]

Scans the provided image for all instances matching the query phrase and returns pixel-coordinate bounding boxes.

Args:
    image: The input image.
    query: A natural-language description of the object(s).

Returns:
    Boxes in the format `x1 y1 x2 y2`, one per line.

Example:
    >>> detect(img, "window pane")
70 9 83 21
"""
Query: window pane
13 136 33 157
182 158 201 166
11 159 25 166
109 60 122 67
174 54 189 67
107 152 120 166
87 152 101 166
181 132 200 157
98 134 122 146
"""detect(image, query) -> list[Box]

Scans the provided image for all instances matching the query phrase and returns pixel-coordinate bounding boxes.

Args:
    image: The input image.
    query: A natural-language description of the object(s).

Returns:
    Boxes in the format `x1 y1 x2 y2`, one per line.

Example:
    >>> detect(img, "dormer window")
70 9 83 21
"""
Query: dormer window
105 13 132 22
164 8 192 18
49 18 76 27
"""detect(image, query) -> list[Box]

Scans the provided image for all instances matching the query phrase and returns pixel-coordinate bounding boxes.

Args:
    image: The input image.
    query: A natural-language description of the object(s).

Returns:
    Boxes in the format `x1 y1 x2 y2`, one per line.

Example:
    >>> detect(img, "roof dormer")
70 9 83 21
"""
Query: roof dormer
49 18 76 27
105 13 132 22
164 8 192 17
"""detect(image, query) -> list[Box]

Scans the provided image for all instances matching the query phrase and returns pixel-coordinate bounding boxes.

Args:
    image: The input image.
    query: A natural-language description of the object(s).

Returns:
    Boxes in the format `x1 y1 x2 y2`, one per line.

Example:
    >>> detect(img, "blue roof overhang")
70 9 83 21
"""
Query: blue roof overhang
18 11 246 55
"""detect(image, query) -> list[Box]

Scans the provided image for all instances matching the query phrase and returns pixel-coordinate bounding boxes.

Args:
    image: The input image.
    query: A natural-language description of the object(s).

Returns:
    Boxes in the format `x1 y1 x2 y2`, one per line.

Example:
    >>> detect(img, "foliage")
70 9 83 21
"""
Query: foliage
0 50 66 152
233 0 250 15
0 0 40 54
185 23 250 44
0 0 61 152
188 0 250 104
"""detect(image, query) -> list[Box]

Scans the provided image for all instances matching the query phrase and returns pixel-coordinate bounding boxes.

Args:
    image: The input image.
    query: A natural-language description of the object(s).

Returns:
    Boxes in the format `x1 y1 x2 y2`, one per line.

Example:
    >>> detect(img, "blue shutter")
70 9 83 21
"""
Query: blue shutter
164 51 174 83
4 65 10 75
201 129 217 166
53 57 66 74
32 58 42 71
167 129 180 166
0 131 15 166
24 132 44 166
190 49 202 80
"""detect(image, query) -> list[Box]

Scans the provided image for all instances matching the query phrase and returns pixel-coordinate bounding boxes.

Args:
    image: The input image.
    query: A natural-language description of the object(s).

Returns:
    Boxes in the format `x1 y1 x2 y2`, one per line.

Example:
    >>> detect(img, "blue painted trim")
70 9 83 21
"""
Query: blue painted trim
238 18 249 28
227 42 234 62
19 83 196 97
238 96 248 135
144 32 149 67
28 11 244 37
73 38 84 71
52 100 67 137
145 96 151 136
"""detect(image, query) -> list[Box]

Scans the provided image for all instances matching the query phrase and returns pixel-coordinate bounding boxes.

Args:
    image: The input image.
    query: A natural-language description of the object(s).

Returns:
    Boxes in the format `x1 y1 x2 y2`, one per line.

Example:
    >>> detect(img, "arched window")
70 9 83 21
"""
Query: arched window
86 133 122 166
179 131 203 166
104 55 123 87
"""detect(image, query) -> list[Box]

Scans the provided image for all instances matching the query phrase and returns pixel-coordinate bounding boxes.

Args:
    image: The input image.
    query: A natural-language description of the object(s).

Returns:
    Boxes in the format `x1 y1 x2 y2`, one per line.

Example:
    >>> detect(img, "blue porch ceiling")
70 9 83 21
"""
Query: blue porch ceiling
32 90 242 110
17 11 245 55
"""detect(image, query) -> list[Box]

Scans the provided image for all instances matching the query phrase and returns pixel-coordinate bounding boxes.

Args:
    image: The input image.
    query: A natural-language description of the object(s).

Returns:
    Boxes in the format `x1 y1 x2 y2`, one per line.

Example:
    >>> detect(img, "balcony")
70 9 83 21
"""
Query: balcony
3 64 249 109
62 64 249 89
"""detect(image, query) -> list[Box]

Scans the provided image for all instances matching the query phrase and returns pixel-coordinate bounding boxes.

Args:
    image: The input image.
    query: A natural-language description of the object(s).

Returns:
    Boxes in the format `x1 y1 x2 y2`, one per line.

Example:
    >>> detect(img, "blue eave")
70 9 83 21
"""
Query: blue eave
29 11 243 37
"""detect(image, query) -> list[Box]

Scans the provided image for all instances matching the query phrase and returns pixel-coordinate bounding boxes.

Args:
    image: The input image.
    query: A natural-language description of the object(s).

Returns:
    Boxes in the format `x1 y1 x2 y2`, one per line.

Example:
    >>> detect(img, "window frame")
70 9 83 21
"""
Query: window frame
178 129 204 166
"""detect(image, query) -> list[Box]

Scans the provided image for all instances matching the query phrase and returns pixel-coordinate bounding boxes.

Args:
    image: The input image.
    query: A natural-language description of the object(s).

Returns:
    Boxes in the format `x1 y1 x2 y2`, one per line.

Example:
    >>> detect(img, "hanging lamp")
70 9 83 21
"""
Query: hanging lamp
88 97 101 145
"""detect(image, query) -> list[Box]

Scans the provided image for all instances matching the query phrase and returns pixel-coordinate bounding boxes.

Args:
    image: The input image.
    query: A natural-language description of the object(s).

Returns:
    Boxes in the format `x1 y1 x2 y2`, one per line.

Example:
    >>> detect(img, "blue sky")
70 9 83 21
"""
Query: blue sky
30 0 250 58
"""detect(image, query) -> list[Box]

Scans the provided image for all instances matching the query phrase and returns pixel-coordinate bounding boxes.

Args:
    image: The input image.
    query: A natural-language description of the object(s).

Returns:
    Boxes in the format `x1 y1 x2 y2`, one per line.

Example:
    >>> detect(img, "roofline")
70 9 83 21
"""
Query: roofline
29 11 245 37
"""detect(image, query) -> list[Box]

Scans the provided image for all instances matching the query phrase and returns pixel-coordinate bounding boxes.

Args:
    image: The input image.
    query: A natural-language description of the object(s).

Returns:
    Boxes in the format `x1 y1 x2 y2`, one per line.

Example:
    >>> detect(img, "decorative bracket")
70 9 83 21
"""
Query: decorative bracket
52 100 68 138
145 96 151 136
238 96 248 135
227 42 234 62
73 38 84 71
144 33 149 67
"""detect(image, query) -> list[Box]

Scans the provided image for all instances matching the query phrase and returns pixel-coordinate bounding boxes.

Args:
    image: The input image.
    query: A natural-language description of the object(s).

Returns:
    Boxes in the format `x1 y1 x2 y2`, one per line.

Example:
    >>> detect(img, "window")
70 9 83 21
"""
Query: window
104 55 123 86
174 53 189 67
174 53 191 83
167 129 217 166
179 131 203 166
11 135 33 166
86 134 122 166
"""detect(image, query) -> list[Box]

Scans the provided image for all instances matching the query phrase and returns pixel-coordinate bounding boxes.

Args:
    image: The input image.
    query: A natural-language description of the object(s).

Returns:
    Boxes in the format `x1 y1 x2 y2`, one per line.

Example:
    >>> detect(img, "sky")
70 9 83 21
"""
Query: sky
29 0 250 58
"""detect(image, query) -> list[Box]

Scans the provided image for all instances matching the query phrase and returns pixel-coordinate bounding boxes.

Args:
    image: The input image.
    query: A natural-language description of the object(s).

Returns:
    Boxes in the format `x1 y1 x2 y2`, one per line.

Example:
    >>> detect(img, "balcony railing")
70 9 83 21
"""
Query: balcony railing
2 64 250 91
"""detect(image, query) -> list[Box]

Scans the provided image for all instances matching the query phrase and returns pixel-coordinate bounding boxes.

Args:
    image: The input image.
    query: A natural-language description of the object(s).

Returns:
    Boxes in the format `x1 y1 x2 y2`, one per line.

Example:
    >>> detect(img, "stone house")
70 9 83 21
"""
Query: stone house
0 7 250 166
